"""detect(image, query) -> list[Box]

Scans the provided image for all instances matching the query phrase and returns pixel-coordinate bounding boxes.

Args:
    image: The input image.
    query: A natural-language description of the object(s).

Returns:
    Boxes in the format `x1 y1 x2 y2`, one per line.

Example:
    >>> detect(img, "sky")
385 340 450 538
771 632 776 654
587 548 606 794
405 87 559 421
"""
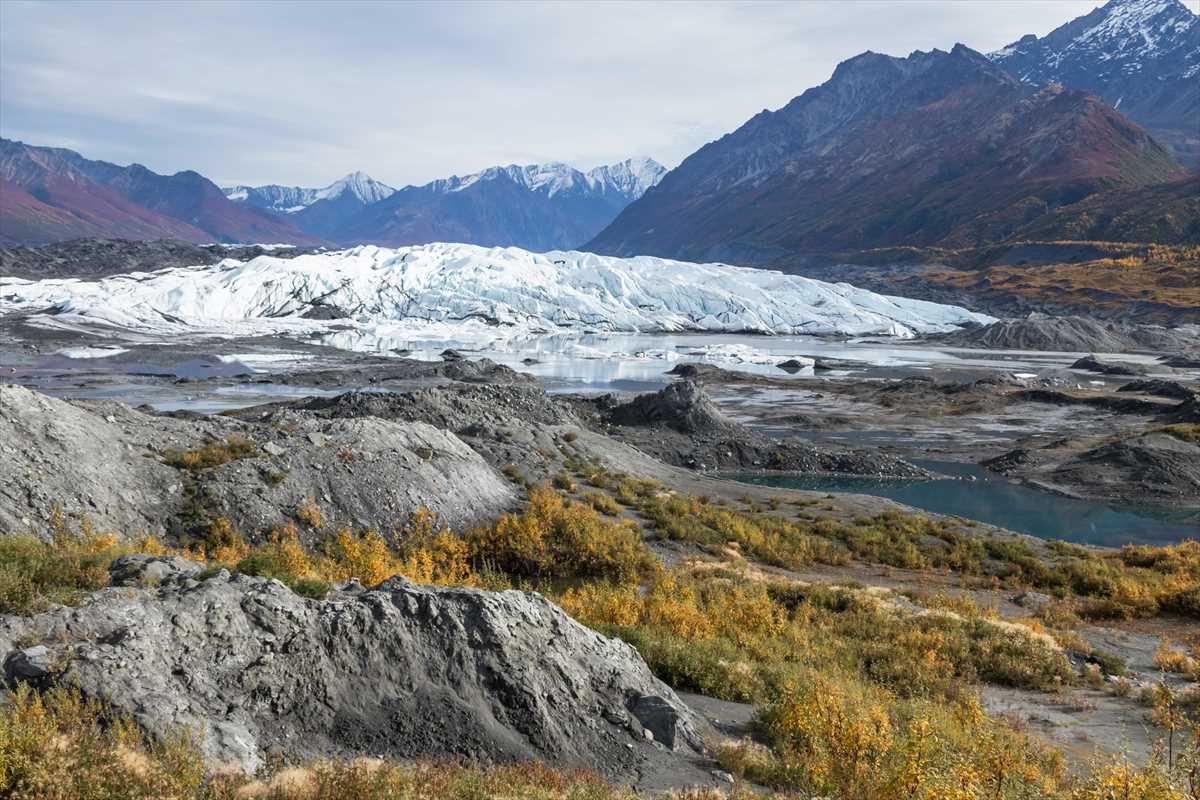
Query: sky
0 0 1117 188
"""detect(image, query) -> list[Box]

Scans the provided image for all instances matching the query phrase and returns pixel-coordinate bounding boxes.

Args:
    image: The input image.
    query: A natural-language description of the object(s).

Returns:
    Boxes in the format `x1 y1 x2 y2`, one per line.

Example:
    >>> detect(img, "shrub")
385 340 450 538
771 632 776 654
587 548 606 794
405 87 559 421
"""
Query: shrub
163 434 257 471
295 497 323 529
465 486 655 582
583 492 623 516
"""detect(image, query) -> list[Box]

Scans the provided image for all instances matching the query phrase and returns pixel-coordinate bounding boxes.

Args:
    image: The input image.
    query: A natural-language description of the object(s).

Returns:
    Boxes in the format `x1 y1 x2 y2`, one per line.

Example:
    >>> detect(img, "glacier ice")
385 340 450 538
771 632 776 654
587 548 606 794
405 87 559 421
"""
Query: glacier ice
0 243 993 351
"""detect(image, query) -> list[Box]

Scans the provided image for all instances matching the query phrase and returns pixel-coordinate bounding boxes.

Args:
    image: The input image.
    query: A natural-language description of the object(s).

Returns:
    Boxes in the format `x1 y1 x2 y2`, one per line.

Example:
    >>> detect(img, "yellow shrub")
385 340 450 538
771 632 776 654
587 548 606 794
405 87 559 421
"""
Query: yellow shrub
295 497 323 529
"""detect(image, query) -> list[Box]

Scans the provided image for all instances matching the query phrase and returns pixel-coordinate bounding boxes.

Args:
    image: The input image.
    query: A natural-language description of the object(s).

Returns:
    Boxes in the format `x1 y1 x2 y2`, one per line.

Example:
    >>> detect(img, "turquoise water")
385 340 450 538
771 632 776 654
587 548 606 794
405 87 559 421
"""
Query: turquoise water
733 461 1199 547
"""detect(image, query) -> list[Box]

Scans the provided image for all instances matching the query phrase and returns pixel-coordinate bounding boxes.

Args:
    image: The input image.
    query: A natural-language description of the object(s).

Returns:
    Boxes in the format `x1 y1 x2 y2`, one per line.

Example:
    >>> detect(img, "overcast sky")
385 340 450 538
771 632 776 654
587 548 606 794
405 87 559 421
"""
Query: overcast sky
2 0 1118 188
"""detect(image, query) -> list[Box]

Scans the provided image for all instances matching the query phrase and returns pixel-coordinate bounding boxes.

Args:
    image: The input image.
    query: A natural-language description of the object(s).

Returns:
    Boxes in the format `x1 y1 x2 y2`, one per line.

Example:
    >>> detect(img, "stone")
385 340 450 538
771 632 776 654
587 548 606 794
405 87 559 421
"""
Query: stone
108 554 203 587
629 694 682 750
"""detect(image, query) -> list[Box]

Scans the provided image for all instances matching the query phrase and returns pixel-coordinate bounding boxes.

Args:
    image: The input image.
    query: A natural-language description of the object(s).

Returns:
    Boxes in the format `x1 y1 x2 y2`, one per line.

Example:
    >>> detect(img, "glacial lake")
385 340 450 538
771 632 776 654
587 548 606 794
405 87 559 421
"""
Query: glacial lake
733 461 1200 547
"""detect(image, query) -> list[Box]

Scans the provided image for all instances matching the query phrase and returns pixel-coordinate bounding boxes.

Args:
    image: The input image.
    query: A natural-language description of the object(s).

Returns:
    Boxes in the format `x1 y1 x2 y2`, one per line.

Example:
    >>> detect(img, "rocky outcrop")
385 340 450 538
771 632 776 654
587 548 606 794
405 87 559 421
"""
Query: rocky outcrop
1050 432 1200 506
0 556 706 780
604 381 731 435
0 384 515 540
593 381 929 478
986 430 1200 507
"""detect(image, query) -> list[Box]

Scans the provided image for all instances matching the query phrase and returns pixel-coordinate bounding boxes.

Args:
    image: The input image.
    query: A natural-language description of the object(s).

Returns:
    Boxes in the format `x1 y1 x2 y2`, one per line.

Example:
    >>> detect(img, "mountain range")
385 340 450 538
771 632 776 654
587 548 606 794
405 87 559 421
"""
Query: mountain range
222 158 666 251
0 141 664 250
990 0 1200 166
223 171 397 241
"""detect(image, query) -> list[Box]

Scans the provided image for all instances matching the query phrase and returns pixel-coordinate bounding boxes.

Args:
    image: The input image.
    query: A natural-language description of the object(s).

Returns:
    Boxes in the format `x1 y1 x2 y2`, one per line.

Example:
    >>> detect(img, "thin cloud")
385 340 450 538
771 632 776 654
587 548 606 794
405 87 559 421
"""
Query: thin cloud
1 0 1103 187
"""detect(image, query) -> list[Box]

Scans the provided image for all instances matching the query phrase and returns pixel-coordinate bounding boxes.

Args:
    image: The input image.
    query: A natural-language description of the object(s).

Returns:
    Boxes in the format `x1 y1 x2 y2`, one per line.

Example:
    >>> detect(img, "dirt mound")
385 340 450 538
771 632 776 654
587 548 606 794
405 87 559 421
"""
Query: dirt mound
597 381 928 478
285 384 578 432
1117 379 1197 401
936 315 1200 354
1052 433 1200 506
0 557 709 782
276 357 533 388
0 384 514 540
1071 355 1149 376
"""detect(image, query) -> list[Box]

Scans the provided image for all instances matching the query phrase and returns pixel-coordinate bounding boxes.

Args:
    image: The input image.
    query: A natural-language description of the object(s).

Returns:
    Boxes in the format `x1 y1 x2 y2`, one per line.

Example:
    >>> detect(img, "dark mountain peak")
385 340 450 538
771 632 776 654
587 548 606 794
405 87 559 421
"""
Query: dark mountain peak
991 0 1199 164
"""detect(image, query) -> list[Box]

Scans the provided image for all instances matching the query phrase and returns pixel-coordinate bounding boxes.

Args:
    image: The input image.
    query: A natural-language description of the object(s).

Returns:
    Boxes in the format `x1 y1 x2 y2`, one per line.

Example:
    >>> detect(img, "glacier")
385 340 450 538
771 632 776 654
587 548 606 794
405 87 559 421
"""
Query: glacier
0 243 993 351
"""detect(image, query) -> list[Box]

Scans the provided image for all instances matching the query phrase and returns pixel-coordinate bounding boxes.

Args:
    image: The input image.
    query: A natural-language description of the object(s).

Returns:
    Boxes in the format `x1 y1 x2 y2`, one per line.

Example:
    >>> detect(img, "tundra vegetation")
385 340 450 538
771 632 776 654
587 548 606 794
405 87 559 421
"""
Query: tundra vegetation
2 468 1198 799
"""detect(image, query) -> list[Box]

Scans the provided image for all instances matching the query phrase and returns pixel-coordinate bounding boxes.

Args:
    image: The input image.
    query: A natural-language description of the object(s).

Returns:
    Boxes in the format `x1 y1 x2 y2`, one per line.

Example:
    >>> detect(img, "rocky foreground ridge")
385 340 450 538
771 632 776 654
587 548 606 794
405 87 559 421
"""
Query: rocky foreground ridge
0 555 707 782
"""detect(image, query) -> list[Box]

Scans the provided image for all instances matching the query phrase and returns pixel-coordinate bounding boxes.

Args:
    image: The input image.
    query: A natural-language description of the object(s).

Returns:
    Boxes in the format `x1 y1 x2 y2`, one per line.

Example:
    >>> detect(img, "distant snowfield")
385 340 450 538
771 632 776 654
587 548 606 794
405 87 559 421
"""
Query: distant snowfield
0 243 993 353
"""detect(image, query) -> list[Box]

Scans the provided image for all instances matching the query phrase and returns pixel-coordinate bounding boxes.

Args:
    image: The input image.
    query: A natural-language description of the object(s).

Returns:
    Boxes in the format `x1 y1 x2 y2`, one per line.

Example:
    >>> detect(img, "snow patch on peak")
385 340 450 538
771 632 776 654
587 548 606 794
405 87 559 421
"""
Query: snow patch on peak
990 0 1197 67
313 171 395 204
587 157 667 199
224 172 394 212
428 158 664 200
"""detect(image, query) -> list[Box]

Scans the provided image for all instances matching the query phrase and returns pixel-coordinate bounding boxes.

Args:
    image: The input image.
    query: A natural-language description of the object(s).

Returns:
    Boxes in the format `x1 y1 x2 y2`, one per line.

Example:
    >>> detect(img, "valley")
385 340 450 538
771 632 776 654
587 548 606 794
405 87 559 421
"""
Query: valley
1 239 1197 795
2 0 1199 797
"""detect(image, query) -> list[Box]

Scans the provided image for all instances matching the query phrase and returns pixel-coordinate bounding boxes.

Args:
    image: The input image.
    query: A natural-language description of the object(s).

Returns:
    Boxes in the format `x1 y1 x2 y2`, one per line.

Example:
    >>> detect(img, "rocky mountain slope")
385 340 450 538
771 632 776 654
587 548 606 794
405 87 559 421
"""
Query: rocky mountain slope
990 0 1200 166
586 45 1183 263
332 158 666 251
223 171 396 240
0 139 323 246
1013 172 1200 244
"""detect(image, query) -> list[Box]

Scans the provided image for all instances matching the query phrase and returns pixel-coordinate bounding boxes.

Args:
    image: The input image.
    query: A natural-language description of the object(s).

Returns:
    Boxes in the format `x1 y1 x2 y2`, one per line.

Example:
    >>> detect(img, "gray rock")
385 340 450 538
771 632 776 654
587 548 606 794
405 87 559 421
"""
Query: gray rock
109 554 203 586
777 357 816 373
4 645 54 681
629 694 683 750
262 441 287 457
1013 591 1052 609
0 570 705 780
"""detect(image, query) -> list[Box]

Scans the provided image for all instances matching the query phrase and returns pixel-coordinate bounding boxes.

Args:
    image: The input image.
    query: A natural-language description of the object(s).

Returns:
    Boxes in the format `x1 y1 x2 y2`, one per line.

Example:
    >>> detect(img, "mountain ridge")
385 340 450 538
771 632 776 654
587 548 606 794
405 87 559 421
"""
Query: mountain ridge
586 43 1184 262
0 139 322 246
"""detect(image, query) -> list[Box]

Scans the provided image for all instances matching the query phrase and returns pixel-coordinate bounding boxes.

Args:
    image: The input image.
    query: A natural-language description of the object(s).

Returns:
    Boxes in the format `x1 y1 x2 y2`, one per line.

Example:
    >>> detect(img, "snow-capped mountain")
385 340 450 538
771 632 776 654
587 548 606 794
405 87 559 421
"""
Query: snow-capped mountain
427 158 665 201
223 172 395 241
221 159 665 250
0 243 992 349
224 171 395 213
990 0 1200 164
333 158 667 251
